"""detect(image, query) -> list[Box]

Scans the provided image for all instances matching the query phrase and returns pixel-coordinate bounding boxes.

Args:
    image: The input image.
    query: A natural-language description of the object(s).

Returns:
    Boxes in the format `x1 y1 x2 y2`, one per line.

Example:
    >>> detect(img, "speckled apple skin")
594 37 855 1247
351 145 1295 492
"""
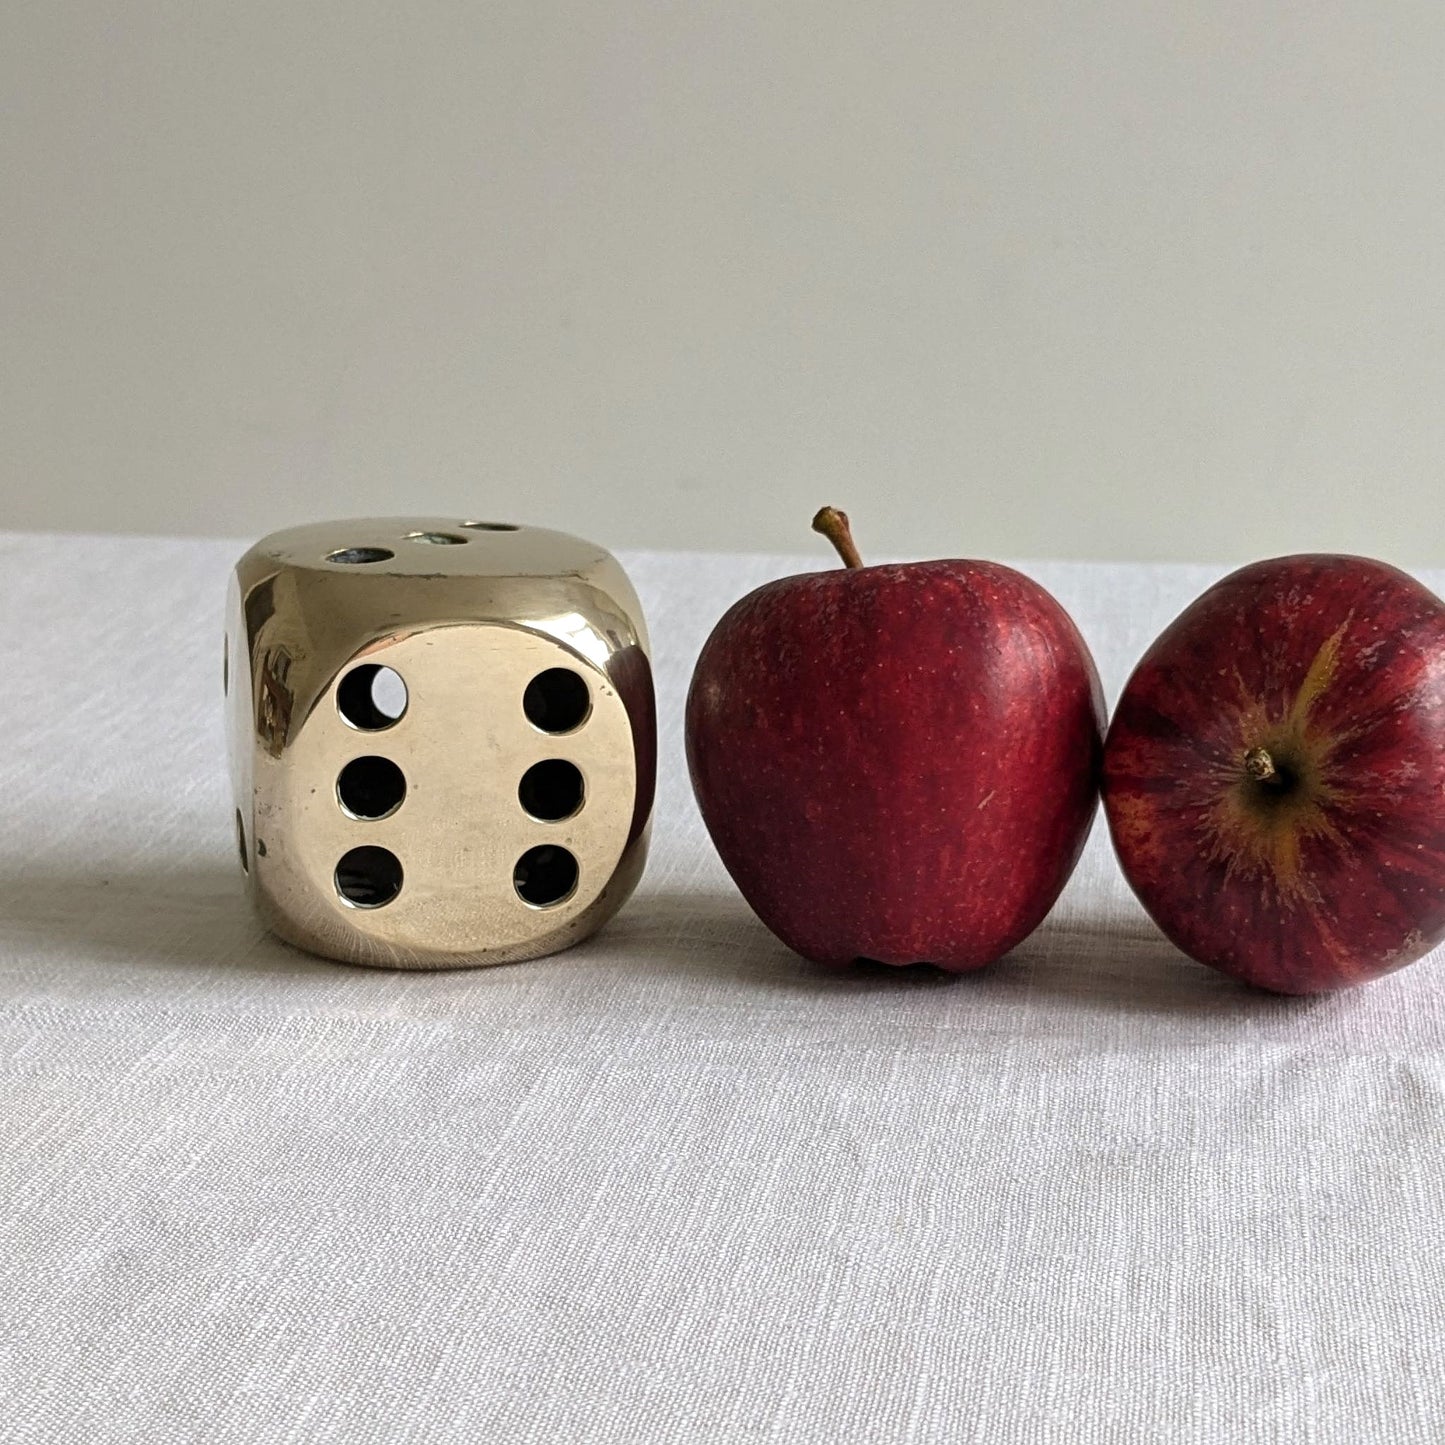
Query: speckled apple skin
685 561 1104 970
1105 555 1445 994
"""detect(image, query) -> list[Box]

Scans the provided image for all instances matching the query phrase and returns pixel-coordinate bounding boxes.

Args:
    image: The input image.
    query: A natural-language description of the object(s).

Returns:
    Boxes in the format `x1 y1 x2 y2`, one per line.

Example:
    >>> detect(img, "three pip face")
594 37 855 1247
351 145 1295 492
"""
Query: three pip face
226 519 656 969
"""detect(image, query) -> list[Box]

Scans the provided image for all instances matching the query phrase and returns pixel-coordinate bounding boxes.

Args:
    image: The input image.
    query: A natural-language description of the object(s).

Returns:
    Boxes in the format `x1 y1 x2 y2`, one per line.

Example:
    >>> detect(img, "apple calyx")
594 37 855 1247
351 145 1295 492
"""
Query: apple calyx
1207 702 1342 904
1244 747 1280 784
811 506 865 569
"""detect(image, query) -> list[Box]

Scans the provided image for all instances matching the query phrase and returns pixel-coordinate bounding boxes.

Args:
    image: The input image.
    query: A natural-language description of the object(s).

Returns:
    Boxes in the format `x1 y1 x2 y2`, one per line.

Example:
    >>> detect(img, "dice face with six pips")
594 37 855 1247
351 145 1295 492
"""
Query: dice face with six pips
226 518 655 968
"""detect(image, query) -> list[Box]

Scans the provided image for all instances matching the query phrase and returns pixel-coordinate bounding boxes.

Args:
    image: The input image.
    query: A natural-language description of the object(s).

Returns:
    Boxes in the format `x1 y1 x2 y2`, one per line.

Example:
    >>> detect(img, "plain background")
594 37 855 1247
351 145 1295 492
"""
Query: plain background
4 1 1444 564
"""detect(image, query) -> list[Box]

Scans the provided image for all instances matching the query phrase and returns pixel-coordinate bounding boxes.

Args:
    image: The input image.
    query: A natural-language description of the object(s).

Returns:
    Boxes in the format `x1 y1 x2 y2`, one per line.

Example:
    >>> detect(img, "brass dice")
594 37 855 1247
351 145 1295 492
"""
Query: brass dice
225 518 655 968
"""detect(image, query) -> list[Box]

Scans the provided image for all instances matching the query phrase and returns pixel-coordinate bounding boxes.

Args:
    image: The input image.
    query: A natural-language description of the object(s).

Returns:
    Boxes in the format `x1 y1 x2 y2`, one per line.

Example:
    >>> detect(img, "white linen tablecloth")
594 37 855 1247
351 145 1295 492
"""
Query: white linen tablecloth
2 531 1443 1445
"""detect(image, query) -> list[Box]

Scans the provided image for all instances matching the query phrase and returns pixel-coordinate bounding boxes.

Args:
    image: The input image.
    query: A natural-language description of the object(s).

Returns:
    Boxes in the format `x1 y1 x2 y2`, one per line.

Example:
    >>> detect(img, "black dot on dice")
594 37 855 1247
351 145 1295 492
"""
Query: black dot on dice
518 759 584 821
335 847 404 908
523 668 590 733
403 530 468 546
513 845 579 907
460 520 519 532
325 546 394 565
337 665 408 731
337 756 407 820
235 809 248 874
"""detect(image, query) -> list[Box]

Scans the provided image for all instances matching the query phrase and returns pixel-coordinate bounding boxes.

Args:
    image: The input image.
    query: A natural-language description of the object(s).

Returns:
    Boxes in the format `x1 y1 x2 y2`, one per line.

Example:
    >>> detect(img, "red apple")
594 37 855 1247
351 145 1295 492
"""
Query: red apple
1104 554 1445 994
684 508 1104 970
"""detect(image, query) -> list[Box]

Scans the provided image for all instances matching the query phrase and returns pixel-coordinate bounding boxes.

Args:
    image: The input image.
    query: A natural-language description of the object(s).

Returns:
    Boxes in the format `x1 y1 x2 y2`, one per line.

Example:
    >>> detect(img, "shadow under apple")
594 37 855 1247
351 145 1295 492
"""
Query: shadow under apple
602 886 1337 1021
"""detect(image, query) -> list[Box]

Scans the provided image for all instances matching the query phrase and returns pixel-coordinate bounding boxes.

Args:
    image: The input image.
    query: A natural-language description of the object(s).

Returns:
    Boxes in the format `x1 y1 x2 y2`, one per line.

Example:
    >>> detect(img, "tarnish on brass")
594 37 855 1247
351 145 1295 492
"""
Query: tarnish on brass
225 518 656 969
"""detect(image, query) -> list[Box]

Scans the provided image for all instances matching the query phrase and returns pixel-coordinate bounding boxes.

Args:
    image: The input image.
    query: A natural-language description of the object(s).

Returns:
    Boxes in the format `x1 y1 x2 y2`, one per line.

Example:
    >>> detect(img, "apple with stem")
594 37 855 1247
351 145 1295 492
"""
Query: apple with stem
1104 553 1445 993
685 507 1104 970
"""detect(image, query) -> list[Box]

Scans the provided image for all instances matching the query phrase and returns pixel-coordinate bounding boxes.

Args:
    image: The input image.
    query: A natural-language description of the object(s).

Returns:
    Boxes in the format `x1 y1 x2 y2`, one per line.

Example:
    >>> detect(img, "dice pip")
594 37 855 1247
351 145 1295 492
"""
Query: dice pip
225 518 655 968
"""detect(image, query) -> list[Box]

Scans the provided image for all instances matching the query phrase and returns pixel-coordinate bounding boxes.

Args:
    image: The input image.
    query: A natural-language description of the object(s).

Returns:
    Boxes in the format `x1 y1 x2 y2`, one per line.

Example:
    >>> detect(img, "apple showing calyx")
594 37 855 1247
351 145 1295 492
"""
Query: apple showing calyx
685 508 1105 971
1104 554 1445 994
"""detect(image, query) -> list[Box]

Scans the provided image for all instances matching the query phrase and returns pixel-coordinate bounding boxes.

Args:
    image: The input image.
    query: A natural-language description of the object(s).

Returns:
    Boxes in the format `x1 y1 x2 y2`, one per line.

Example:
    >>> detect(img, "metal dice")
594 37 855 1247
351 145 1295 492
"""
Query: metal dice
225 518 655 968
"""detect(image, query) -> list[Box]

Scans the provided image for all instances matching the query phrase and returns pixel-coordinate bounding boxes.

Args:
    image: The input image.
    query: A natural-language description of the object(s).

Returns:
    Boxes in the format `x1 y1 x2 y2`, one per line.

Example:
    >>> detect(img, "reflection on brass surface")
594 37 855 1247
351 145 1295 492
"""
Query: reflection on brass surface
225 518 655 969
257 646 294 757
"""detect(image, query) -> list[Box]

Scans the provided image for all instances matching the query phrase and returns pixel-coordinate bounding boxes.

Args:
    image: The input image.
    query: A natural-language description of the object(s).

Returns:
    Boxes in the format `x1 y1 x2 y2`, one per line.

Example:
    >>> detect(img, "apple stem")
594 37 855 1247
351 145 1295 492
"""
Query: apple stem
1244 747 1277 783
812 507 865 569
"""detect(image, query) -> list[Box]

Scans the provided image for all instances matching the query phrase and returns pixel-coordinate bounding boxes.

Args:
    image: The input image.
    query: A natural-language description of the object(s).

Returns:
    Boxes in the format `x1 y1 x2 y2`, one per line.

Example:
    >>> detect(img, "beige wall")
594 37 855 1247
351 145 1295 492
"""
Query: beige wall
3 3 1444 563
